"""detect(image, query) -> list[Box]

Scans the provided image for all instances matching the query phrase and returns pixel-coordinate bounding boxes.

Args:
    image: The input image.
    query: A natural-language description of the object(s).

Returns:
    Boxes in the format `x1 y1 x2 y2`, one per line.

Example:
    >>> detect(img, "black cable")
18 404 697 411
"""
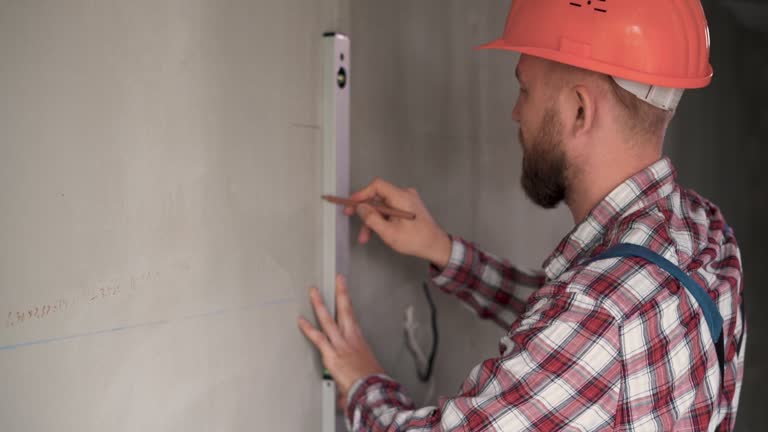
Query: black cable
417 282 438 382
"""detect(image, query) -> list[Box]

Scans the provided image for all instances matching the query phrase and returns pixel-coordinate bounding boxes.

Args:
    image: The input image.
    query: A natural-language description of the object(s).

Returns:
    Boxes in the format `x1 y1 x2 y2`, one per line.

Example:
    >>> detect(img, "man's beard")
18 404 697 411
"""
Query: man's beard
519 109 567 209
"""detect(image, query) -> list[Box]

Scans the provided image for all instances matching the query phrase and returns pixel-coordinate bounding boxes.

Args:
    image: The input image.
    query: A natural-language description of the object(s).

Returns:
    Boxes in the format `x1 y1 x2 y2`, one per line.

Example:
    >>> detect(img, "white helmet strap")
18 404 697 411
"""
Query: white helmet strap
611 76 685 112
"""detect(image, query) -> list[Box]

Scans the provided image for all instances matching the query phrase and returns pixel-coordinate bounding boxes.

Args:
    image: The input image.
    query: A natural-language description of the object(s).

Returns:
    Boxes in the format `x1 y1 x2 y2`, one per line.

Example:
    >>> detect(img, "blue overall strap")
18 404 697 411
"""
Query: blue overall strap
587 243 725 378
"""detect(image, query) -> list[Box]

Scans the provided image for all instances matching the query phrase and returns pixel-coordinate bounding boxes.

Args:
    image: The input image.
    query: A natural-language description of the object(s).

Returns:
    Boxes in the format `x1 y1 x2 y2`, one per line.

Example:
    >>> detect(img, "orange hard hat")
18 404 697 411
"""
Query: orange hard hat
478 0 713 90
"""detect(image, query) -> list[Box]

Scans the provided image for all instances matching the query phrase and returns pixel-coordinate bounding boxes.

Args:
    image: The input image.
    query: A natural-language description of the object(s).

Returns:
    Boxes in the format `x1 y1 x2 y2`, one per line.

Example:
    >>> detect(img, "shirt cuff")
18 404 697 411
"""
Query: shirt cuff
345 374 414 429
428 235 470 289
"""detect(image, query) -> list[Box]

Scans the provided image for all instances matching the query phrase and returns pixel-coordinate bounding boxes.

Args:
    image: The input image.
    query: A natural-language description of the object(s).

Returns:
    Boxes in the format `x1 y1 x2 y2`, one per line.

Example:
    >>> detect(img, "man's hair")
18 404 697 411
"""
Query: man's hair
546 59 673 139
605 76 672 139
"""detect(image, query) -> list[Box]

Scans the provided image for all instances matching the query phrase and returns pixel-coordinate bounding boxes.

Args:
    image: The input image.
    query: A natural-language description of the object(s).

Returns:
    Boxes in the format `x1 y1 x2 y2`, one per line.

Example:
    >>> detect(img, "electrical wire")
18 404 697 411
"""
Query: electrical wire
403 282 439 383
420 282 438 382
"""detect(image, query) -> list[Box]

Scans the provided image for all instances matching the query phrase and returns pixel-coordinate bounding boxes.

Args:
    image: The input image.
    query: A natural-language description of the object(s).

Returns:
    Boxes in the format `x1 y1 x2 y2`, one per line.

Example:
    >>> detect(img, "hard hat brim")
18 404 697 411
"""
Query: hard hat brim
475 39 713 89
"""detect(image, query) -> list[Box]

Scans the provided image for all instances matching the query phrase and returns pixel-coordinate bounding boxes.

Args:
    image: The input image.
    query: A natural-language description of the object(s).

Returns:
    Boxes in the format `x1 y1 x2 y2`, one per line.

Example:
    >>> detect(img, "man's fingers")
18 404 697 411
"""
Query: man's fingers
358 225 371 244
335 275 357 324
309 287 344 346
356 204 394 241
297 317 334 356
350 178 404 204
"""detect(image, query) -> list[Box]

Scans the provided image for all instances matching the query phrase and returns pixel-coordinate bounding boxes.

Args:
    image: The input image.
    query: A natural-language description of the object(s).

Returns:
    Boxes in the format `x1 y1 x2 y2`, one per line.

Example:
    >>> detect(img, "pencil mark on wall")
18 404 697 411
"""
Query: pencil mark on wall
4 270 161 329
0 297 297 352
291 123 321 130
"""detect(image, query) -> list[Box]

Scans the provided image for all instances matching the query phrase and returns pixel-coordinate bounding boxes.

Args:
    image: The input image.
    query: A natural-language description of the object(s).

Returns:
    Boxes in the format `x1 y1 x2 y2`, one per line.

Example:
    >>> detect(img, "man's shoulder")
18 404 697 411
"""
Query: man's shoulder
546 189 698 316
548 184 738 323
546 252 679 324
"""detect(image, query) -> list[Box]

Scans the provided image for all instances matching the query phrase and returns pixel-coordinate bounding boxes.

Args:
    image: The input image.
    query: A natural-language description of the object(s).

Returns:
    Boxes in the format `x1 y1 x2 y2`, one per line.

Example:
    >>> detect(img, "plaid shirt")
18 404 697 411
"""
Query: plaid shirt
345 158 746 431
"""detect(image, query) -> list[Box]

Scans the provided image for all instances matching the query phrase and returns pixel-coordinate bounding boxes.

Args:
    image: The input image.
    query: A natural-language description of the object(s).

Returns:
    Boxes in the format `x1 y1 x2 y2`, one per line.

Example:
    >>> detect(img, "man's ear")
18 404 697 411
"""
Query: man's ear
566 85 595 138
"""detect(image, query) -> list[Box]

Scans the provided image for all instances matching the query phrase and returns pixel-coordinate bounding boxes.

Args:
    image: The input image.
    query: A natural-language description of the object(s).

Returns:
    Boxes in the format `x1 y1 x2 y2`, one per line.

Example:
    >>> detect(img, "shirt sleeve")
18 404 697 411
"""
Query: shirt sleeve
429 235 546 329
345 289 622 432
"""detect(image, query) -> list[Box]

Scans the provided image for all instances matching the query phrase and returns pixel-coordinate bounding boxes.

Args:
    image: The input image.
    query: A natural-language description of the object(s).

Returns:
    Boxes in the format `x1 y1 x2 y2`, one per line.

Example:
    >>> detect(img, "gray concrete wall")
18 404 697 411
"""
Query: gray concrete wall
349 0 765 429
0 1 346 430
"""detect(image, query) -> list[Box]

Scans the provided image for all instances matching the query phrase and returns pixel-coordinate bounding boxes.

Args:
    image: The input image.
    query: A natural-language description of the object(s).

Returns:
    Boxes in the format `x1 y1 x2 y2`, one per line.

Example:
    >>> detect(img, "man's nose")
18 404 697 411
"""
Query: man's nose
511 100 521 123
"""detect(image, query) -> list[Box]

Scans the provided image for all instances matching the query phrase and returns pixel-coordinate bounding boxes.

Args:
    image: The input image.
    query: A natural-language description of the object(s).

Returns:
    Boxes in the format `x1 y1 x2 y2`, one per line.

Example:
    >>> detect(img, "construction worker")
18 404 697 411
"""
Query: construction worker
298 0 746 430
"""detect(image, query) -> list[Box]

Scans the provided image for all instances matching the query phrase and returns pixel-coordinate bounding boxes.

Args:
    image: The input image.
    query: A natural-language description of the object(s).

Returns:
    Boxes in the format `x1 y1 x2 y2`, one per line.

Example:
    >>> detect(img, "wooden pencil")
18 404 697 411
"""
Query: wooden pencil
321 195 416 220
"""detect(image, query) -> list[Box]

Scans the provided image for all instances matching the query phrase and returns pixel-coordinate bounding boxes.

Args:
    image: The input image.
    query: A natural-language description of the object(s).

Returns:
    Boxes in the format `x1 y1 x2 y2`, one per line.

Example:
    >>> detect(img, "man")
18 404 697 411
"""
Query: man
298 0 746 430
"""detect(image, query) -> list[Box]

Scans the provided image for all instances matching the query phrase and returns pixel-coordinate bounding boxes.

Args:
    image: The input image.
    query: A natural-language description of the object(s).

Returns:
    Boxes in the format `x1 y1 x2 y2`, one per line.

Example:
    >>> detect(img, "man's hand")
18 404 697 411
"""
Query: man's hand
343 178 452 268
298 274 385 402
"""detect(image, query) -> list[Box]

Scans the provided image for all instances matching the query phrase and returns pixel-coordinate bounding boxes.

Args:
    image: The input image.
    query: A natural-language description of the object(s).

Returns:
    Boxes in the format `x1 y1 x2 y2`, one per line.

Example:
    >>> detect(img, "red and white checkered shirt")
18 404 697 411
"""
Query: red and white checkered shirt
345 157 746 431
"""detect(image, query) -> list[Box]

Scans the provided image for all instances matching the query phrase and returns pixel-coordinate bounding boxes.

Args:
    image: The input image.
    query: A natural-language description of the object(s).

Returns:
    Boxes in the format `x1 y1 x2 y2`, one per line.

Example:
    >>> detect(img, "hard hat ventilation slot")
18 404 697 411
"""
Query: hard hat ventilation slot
594 0 607 13
568 0 608 13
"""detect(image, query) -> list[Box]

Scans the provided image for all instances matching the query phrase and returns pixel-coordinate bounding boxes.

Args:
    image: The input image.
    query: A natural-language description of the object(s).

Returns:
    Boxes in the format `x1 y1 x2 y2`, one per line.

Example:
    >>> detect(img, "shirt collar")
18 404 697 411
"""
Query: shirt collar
542 157 678 280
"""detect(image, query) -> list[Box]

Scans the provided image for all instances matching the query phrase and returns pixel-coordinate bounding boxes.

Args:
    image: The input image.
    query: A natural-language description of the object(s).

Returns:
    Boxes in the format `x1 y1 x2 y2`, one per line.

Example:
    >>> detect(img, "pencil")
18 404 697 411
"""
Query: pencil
321 195 416 220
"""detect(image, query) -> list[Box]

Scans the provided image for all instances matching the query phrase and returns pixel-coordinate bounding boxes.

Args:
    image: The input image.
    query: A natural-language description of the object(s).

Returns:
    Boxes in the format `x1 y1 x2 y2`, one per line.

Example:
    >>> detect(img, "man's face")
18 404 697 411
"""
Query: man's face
513 55 568 209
